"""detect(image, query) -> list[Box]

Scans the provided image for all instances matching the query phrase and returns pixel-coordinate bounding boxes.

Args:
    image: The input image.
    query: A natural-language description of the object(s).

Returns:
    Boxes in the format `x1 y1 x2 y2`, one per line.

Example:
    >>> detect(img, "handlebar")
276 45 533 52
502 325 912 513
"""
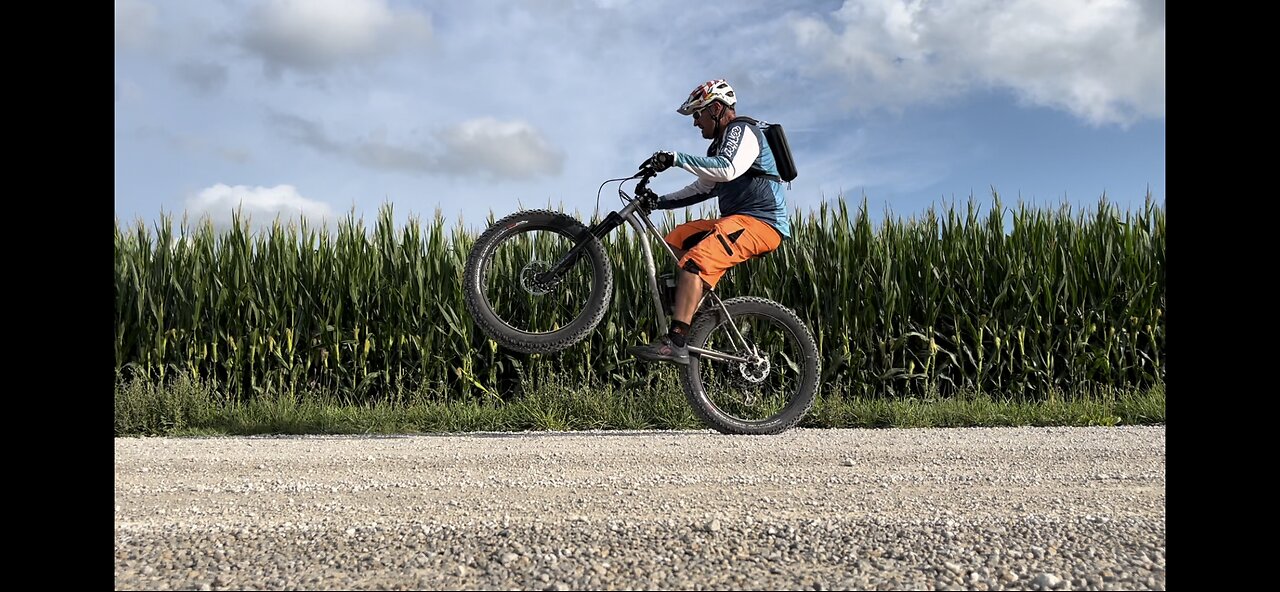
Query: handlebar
632 167 660 210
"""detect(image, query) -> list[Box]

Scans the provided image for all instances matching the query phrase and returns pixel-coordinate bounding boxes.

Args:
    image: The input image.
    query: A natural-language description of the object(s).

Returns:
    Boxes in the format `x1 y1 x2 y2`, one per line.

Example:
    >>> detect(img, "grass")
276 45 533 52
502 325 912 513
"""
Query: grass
115 374 1165 437
806 384 1165 429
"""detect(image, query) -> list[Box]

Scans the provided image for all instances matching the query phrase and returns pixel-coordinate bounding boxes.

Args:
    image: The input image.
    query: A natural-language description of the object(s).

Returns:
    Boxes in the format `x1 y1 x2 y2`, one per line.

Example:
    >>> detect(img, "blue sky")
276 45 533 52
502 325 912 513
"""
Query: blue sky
114 0 1165 234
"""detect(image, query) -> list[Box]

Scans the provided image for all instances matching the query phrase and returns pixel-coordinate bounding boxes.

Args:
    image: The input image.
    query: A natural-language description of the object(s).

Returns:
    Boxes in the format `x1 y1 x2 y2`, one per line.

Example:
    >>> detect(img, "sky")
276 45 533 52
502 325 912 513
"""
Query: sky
114 0 1165 235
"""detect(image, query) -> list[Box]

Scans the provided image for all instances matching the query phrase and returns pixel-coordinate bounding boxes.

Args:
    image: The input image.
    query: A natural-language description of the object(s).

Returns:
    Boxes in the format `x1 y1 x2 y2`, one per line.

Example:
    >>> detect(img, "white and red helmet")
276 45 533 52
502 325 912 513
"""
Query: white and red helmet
677 79 736 115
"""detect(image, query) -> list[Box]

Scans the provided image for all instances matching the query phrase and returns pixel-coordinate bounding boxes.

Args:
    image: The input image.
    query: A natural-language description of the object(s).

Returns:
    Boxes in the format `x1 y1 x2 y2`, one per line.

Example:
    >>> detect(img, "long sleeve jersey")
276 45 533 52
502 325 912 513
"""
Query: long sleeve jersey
654 117 791 239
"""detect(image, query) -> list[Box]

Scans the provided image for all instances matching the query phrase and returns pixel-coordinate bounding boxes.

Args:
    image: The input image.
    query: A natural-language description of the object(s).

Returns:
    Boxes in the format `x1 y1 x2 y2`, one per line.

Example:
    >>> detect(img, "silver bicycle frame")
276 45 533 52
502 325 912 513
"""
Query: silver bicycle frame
614 198 755 365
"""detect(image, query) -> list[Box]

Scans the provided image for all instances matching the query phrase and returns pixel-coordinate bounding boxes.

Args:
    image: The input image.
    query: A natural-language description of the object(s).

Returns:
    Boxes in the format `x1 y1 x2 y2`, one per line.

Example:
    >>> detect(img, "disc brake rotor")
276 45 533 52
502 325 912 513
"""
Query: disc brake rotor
736 351 771 385
519 261 559 295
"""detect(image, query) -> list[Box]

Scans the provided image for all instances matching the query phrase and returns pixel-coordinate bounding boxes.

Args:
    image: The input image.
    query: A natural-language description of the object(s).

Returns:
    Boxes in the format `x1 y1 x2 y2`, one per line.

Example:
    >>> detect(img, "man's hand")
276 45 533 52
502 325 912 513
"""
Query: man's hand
636 186 659 201
640 151 676 172
635 187 661 210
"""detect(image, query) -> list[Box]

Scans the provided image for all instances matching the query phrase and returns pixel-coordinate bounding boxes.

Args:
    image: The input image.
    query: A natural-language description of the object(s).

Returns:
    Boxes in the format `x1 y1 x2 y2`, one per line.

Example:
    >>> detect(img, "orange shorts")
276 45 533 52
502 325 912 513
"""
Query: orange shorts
664 214 782 289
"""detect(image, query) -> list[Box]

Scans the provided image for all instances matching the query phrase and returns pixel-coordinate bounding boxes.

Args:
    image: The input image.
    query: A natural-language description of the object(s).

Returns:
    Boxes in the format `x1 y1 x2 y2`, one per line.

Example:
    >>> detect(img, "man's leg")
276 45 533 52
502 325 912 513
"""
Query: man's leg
670 215 780 328
664 246 702 350
627 233 707 364
672 265 703 326
667 246 700 324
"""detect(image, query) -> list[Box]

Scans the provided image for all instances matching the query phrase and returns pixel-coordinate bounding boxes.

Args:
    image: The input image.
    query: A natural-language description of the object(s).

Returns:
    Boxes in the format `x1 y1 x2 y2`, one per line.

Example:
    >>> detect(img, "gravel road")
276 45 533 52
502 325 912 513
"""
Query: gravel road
114 426 1166 590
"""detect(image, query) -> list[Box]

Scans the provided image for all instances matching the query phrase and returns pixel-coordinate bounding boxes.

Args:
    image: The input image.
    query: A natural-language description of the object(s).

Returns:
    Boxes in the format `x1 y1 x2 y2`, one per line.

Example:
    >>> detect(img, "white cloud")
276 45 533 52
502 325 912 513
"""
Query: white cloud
241 0 432 76
270 112 564 180
115 0 158 49
434 118 565 180
790 0 1164 126
186 184 335 229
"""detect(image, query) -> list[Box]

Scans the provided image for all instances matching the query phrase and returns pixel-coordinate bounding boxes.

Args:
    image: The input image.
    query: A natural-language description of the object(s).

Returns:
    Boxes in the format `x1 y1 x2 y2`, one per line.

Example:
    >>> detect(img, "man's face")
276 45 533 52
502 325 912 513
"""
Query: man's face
692 104 719 139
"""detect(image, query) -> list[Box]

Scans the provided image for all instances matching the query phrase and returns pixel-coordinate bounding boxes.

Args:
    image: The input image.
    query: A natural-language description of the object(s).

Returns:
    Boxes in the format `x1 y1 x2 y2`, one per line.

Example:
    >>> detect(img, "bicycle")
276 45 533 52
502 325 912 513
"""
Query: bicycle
462 166 820 435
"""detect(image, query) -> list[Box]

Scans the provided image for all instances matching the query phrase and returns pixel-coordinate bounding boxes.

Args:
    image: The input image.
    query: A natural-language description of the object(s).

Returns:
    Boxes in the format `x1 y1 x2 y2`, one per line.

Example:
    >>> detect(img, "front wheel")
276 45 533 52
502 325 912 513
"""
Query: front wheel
681 297 821 435
463 209 613 354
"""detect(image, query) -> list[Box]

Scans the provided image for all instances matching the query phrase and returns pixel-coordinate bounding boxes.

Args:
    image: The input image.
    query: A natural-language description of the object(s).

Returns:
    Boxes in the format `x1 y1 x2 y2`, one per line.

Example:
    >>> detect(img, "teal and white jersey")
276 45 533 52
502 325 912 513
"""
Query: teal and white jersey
655 118 791 239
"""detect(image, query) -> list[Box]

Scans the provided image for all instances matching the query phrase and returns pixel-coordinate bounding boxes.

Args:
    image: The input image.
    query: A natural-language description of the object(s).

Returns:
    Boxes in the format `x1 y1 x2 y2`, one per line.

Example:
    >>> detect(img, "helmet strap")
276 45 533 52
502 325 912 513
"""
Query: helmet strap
710 103 725 137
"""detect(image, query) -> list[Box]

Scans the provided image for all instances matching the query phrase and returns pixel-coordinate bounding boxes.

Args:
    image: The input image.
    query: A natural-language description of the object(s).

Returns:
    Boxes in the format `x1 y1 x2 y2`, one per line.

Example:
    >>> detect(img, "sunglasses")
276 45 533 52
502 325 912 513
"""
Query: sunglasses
692 106 715 121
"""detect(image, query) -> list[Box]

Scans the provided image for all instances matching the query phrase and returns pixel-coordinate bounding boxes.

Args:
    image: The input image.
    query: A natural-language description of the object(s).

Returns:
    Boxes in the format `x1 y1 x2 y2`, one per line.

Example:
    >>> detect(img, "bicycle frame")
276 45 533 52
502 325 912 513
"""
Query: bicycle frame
541 172 757 366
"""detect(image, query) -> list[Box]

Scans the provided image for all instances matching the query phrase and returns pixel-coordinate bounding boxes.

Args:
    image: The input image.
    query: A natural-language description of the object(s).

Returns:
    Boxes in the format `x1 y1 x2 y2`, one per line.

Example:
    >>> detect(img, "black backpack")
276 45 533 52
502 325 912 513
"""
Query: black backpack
732 116 798 184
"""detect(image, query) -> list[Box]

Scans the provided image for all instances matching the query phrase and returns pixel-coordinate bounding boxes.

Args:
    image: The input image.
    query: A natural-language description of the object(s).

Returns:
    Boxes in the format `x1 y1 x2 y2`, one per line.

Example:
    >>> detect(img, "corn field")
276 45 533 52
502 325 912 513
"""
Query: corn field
114 194 1164 403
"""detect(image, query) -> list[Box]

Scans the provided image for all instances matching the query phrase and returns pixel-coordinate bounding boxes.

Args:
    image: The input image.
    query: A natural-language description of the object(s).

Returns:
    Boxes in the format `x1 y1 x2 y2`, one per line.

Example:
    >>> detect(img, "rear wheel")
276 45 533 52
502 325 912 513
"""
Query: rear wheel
681 297 820 435
463 209 613 354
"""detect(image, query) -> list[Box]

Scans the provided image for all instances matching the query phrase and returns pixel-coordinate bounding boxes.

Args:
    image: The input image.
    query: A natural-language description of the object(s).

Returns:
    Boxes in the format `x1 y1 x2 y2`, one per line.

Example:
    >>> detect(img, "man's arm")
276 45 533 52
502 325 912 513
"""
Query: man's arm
653 177 717 210
674 121 761 183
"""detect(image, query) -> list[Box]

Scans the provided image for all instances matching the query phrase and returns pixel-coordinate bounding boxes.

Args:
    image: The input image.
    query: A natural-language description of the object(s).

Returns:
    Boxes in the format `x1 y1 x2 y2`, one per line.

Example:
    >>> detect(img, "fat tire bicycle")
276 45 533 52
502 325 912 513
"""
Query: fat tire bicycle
462 167 820 434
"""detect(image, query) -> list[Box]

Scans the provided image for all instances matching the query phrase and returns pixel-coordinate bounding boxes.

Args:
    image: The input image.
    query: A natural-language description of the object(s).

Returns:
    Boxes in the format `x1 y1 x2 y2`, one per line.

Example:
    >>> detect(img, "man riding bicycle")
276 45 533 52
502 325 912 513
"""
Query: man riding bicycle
629 79 791 365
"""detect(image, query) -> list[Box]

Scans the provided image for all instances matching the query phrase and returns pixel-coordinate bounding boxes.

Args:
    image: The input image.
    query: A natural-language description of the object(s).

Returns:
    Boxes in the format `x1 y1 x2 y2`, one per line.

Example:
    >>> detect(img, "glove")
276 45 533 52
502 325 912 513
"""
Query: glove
640 151 676 172
635 187 661 210
636 186 659 202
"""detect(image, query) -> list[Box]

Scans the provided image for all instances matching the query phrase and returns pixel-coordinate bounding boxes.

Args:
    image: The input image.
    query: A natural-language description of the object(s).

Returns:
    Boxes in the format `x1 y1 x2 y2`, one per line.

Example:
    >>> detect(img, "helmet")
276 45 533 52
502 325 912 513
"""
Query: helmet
677 79 736 115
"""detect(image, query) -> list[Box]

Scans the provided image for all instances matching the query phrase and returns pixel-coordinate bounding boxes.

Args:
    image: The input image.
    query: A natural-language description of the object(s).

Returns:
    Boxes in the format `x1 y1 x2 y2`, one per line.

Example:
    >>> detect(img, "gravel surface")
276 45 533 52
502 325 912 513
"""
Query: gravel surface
115 426 1165 590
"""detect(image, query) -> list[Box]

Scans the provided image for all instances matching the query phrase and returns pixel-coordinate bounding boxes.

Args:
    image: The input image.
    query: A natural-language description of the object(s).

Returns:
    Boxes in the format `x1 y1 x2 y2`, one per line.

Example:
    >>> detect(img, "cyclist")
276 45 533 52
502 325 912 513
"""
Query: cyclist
630 79 790 365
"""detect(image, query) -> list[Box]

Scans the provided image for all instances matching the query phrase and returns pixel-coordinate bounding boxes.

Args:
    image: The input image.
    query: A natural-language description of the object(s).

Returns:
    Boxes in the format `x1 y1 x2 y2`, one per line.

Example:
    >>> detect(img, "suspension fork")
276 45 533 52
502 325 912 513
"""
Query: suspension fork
538 200 642 281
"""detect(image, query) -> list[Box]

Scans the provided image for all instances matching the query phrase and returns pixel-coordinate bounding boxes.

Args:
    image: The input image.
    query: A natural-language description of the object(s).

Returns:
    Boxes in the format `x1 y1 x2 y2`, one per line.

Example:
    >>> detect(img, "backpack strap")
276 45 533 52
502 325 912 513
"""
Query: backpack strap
729 116 782 183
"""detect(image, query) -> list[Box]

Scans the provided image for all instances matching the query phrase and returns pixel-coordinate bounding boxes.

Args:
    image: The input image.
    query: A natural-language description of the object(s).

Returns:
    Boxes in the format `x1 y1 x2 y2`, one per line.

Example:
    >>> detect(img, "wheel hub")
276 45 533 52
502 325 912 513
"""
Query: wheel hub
736 352 771 385
519 261 559 295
